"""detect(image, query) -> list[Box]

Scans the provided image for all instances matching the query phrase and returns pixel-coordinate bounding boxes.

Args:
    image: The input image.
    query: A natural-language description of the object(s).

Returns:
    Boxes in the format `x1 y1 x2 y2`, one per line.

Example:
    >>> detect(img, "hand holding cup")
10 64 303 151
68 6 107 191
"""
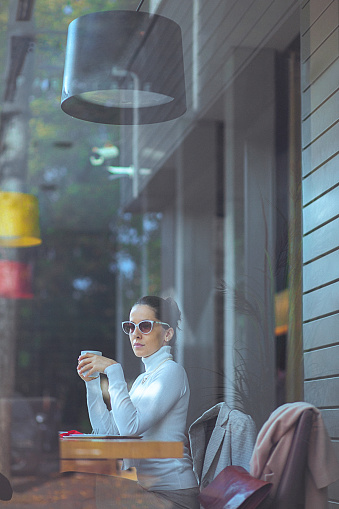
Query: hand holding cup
77 350 117 381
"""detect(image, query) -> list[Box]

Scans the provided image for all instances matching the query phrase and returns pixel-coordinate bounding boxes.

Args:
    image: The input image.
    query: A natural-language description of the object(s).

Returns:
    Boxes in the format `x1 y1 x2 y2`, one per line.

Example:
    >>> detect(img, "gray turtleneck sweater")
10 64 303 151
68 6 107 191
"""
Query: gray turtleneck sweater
85 345 198 491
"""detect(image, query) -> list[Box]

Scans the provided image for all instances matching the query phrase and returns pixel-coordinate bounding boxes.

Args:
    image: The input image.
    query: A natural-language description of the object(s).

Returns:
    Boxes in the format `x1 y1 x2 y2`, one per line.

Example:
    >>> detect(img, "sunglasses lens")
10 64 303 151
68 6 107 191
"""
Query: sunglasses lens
123 322 135 334
139 321 153 334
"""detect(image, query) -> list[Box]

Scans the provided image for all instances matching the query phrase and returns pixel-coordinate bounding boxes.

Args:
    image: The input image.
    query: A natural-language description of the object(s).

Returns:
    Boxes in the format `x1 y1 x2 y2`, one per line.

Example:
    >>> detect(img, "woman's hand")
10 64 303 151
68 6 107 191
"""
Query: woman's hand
77 353 117 382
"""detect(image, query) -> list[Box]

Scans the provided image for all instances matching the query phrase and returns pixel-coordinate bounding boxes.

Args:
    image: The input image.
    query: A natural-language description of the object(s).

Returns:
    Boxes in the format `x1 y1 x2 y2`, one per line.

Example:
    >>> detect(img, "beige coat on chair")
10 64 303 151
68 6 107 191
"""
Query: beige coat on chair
250 402 339 509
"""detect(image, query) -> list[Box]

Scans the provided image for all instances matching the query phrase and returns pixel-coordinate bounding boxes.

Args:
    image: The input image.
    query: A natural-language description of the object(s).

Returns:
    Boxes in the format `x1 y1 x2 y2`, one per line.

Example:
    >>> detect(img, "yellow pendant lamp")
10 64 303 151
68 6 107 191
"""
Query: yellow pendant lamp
0 191 41 247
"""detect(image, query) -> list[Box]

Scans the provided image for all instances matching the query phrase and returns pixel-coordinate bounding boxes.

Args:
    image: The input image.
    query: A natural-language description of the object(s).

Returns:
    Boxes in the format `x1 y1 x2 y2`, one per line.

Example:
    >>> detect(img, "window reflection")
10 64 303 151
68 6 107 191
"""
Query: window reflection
0 0 306 506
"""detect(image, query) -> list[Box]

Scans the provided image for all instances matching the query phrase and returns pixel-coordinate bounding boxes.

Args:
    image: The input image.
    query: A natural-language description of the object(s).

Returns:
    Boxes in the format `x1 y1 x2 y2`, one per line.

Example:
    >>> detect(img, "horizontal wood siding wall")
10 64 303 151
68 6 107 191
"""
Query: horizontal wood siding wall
301 0 339 506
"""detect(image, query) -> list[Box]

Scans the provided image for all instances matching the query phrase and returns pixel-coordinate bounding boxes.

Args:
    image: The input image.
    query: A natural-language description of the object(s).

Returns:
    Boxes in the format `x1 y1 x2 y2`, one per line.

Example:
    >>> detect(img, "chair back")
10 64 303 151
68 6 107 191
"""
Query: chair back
267 408 314 509
0 472 13 501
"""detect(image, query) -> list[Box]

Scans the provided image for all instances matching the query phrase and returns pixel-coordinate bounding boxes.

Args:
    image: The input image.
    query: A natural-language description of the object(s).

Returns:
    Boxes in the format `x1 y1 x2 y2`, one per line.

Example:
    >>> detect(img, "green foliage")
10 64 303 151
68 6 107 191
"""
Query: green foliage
16 230 117 426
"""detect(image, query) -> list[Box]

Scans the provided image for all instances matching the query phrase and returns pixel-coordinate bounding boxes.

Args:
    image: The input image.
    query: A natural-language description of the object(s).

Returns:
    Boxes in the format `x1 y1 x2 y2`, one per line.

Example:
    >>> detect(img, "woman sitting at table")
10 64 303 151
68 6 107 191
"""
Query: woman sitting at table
77 295 199 509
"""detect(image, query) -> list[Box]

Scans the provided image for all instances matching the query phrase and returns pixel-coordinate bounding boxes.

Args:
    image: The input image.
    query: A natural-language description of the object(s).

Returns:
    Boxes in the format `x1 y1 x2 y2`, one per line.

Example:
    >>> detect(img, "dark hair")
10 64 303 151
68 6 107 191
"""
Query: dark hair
133 295 181 343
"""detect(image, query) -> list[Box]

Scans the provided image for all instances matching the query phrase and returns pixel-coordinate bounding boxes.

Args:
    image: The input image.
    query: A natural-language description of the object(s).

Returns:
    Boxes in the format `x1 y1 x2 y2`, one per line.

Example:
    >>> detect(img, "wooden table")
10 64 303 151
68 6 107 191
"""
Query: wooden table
59 437 184 477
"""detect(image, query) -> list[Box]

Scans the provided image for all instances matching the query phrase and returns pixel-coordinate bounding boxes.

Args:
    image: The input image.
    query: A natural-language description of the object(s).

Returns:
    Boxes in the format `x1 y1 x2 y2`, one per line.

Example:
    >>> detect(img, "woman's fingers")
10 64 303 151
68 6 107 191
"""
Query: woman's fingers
77 354 96 376
77 371 98 382
77 354 117 378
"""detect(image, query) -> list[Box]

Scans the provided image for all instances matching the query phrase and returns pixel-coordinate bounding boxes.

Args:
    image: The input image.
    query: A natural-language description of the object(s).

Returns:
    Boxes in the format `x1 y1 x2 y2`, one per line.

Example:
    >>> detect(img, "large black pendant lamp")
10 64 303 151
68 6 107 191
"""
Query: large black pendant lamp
61 3 186 125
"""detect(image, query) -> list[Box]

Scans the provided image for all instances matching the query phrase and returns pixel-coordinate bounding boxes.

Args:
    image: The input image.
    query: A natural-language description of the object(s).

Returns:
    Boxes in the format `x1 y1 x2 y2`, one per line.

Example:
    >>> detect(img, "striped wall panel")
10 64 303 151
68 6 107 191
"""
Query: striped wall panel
301 0 339 505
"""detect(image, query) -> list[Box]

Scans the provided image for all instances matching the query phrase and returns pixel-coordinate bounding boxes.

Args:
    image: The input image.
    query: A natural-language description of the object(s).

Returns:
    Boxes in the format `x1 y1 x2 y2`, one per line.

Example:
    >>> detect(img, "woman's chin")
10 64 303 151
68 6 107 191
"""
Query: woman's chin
133 347 144 357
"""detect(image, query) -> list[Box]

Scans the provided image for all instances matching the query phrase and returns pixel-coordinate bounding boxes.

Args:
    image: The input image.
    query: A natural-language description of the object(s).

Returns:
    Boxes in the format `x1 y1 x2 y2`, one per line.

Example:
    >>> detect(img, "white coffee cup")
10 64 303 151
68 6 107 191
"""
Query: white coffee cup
80 350 102 378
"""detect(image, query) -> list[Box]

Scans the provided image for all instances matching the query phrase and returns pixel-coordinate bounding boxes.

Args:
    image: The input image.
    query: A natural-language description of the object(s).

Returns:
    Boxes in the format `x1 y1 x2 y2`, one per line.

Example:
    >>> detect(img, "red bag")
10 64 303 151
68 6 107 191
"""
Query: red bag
59 430 83 438
199 466 272 509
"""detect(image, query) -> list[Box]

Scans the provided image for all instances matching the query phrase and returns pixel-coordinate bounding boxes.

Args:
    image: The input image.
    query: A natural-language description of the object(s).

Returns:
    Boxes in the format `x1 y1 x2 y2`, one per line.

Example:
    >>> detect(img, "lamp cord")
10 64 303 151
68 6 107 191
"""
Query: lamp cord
136 0 145 11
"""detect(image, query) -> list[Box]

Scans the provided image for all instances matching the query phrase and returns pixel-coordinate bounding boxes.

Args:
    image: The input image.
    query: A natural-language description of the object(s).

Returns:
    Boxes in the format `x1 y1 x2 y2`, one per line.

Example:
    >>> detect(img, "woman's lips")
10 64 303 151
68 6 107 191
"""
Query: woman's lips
133 343 144 348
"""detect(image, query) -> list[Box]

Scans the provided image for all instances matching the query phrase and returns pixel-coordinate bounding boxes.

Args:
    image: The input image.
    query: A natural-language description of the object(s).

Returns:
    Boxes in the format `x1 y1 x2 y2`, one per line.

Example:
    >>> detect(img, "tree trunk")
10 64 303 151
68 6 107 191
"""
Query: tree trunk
0 298 17 477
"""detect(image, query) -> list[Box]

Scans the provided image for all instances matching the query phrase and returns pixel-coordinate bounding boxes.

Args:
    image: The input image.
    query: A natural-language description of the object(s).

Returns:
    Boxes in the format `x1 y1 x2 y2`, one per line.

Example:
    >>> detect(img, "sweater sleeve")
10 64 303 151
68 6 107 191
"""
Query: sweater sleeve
85 377 119 434
105 362 187 436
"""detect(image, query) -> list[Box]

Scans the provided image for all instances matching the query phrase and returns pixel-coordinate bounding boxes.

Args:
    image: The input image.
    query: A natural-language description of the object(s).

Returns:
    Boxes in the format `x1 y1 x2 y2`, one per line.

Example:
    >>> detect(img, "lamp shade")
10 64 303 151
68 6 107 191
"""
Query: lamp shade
61 10 186 124
0 192 41 247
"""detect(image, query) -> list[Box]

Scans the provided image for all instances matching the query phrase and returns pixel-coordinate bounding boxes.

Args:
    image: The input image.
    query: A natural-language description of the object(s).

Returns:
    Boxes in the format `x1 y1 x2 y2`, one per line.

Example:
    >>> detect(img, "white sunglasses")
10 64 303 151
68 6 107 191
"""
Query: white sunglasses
122 320 170 335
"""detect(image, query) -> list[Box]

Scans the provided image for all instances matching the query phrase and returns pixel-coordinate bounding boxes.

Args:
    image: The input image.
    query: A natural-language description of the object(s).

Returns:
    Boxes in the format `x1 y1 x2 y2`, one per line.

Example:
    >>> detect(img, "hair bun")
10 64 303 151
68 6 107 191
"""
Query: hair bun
165 297 181 329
